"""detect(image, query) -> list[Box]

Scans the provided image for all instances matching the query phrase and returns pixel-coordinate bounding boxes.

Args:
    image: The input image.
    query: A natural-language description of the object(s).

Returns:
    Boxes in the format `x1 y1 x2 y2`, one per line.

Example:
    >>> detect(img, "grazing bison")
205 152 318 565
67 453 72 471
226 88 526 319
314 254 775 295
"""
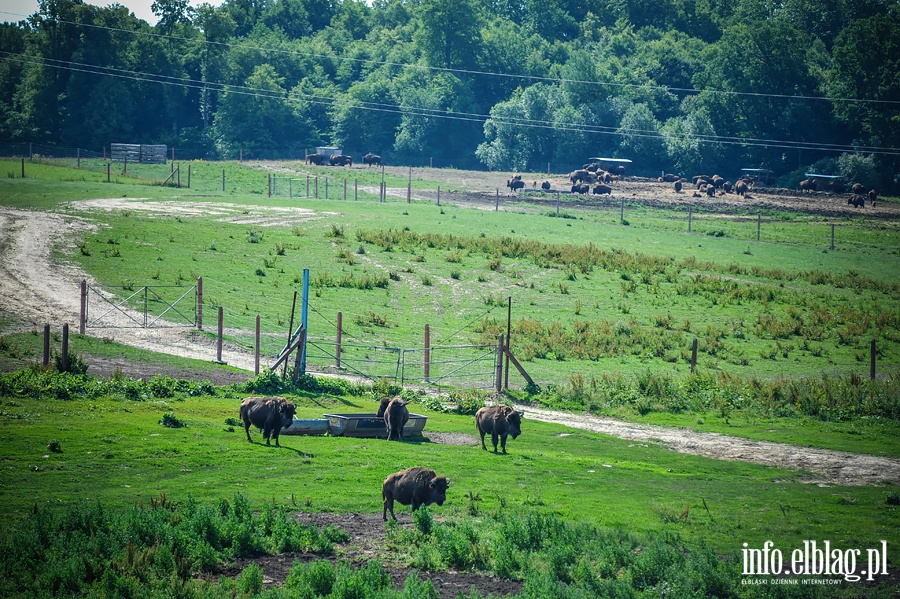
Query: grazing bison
848 194 865 207
851 183 865 195
363 153 381 166
592 183 612 195
799 179 816 193
706 184 716 197
571 183 590 194
734 180 749 197
569 169 591 184
306 154 324 165
382 467 449 521
475 404 522 454
711 174 725 188
723 181 733 194
541 181 551 190
507 178 525 192
674 180 683 193
383 397 410 441
868 189 878 206
330 154 352 166
240 396 296 446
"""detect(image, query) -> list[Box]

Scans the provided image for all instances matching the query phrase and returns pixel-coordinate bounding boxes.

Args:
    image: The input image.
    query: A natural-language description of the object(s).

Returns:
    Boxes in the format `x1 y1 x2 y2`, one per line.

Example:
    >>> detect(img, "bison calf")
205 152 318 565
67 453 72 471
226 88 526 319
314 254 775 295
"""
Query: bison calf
240 396 296 446
384 397 410 441
475 404 522 454
382 467 449 521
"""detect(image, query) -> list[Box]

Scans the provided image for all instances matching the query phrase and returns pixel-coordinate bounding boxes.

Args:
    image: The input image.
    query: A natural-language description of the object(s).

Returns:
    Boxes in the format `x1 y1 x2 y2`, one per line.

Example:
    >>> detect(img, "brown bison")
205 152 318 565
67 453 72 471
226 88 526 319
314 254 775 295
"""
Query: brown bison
571 183 590 194
723 181 733 193
306 154 324 165
363 153 381 166
383 397 410 441
507 178 525 192
711 174 725 188
848 194 865 207
592 183 612 195
382 467 449 521
475 404 522 454
239 396 296 446
734 180 749 197
799 179 816 193
851 183 865 195
661 173 680 183
868 189 878 206
674 180 683 193
541 181 551 190
330 154 352 166
569 169 591 184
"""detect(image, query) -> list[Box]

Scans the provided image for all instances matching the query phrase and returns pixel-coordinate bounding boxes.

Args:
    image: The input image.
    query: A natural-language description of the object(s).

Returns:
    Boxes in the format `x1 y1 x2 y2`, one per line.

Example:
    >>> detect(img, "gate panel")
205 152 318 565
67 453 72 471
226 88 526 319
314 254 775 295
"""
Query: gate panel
85 283 196 328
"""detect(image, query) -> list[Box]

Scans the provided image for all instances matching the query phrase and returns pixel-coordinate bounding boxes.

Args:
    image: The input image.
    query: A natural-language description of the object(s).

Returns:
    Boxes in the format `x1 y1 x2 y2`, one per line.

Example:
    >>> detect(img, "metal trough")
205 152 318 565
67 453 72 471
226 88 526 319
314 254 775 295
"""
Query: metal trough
324 413 428 438
281 419 330 436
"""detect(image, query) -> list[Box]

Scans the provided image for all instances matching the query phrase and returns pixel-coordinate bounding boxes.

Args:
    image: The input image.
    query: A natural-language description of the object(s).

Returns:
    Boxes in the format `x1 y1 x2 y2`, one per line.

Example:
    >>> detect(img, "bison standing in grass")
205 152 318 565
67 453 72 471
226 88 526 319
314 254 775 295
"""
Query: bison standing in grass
475 404 522 454
383 397 410 441
382 467 449 521
240 396 296 446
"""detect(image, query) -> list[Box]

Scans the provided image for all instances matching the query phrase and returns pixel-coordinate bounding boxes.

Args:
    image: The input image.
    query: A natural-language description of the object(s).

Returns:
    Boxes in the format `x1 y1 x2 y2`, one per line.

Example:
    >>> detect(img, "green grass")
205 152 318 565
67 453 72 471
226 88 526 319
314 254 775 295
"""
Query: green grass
1 378 897 568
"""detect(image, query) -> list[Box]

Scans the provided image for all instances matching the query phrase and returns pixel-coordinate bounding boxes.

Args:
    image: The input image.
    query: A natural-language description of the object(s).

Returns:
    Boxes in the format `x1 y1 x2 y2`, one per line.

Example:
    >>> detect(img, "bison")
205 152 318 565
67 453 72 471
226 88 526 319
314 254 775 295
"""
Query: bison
674 180 683 193
851 183 865 195
799 179 816 193
541 180 551 190
507 178 525 192
363 153 381 166
661 173 680 183
723 181 733 194
383 397 410 441
306 154 324 165
569 169 591 184
734 180 749 197
475 404 522 454
592 183 612 195
571 183 589 194
382 467 449 521
868 189 878 206
330 154 352 166
848 194 865 207
239 396 296 446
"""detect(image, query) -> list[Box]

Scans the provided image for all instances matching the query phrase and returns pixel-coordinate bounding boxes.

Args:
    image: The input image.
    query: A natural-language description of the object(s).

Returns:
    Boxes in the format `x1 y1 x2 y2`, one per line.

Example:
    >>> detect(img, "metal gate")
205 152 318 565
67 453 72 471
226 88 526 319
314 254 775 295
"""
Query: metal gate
304 337 498 389
84 283 197 328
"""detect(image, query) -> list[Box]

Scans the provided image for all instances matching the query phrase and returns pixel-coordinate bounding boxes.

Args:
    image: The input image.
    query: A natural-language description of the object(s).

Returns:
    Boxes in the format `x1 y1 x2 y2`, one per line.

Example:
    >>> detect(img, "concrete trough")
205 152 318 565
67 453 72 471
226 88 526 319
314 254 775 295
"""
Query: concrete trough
281 418 330 436
324 412 428 438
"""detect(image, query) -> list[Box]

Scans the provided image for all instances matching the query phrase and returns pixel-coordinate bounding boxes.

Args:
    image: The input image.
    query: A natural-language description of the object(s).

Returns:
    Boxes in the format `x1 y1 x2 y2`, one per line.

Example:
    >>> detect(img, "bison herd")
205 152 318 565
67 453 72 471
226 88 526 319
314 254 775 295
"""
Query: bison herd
239 395 523 521
798 179 876 208
305 152 383 167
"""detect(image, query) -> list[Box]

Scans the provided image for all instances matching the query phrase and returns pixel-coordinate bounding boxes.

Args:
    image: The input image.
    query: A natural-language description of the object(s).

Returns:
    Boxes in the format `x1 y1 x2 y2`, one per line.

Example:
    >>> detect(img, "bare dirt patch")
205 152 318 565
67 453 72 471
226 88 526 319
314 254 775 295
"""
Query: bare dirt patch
221 511 523 599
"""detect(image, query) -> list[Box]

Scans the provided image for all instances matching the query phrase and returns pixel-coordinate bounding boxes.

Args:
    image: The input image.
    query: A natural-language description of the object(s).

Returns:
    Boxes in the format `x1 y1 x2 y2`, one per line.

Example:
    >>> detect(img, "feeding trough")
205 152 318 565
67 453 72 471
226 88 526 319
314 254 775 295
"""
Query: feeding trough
281 418 330 436
324 413 428 438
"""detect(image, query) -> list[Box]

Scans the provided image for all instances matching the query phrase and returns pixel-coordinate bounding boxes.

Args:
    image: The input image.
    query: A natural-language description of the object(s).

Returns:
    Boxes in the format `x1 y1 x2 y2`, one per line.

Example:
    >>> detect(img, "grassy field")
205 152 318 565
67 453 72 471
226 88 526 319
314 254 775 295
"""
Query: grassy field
1 160 899 596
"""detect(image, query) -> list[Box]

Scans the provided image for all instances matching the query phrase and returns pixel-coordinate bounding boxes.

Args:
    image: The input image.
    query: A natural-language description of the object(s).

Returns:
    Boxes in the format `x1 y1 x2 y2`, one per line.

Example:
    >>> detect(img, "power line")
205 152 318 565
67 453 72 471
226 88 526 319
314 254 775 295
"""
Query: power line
2 9 898 107
4 50 899 156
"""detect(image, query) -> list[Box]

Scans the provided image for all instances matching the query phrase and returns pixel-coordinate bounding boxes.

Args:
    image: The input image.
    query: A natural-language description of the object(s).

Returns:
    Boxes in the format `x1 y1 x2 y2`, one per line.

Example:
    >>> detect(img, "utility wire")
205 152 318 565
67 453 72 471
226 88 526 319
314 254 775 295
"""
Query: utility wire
2 9 898 107
4 50 898 156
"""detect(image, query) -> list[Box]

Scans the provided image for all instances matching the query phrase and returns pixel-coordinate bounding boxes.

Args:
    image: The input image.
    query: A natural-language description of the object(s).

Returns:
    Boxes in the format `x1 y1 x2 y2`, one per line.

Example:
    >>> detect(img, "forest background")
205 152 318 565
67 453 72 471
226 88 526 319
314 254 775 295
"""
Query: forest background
1 0 898 191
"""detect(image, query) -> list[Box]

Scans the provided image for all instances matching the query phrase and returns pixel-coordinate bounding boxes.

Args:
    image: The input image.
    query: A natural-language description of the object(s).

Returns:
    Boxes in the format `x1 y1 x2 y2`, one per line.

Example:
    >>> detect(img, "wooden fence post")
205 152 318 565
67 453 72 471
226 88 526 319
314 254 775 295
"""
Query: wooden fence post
216 307 224 363
757 213 761 241
196 276 203 330
268 173 271 197
495 189 499 211
620 198 625 224
437 185 440 206
496 334 505 393
336 312 342 368
61 323 69 372
690 338 698 373
255 315 260 376
556 192 560 214
222 168 225 191
107 163 110 183
77 148 80 168
177 165 180 188
344 178 347 201
306 175 310 198
79 279 87 334
688 205 692 232
21 158 24 178
831 224 835 250
187 164 190 188
43 324 50 366
354 179 357 201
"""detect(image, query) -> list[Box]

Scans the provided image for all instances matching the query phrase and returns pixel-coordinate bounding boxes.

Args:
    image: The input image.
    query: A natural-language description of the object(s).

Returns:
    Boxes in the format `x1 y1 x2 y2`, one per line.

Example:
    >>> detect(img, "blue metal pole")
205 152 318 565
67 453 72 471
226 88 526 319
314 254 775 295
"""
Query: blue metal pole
300 268 309 376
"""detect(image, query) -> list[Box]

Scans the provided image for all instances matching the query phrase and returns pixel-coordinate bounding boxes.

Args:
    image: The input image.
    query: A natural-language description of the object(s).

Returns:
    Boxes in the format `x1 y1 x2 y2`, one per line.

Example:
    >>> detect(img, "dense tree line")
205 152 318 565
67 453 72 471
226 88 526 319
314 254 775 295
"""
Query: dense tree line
1 0 898 189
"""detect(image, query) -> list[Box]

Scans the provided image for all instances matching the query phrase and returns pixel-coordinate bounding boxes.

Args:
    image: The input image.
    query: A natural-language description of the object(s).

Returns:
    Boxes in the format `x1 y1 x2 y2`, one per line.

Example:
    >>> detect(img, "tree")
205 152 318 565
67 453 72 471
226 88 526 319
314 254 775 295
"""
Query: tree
415 0 483 69
212 64 313 158
151 0 191 34
617 103 664 165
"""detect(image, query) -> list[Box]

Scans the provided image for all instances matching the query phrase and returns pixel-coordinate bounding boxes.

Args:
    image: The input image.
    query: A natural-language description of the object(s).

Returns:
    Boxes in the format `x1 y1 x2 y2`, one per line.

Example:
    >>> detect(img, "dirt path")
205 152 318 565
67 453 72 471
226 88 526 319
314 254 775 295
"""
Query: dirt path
510 404 900 486
1 202 897 487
